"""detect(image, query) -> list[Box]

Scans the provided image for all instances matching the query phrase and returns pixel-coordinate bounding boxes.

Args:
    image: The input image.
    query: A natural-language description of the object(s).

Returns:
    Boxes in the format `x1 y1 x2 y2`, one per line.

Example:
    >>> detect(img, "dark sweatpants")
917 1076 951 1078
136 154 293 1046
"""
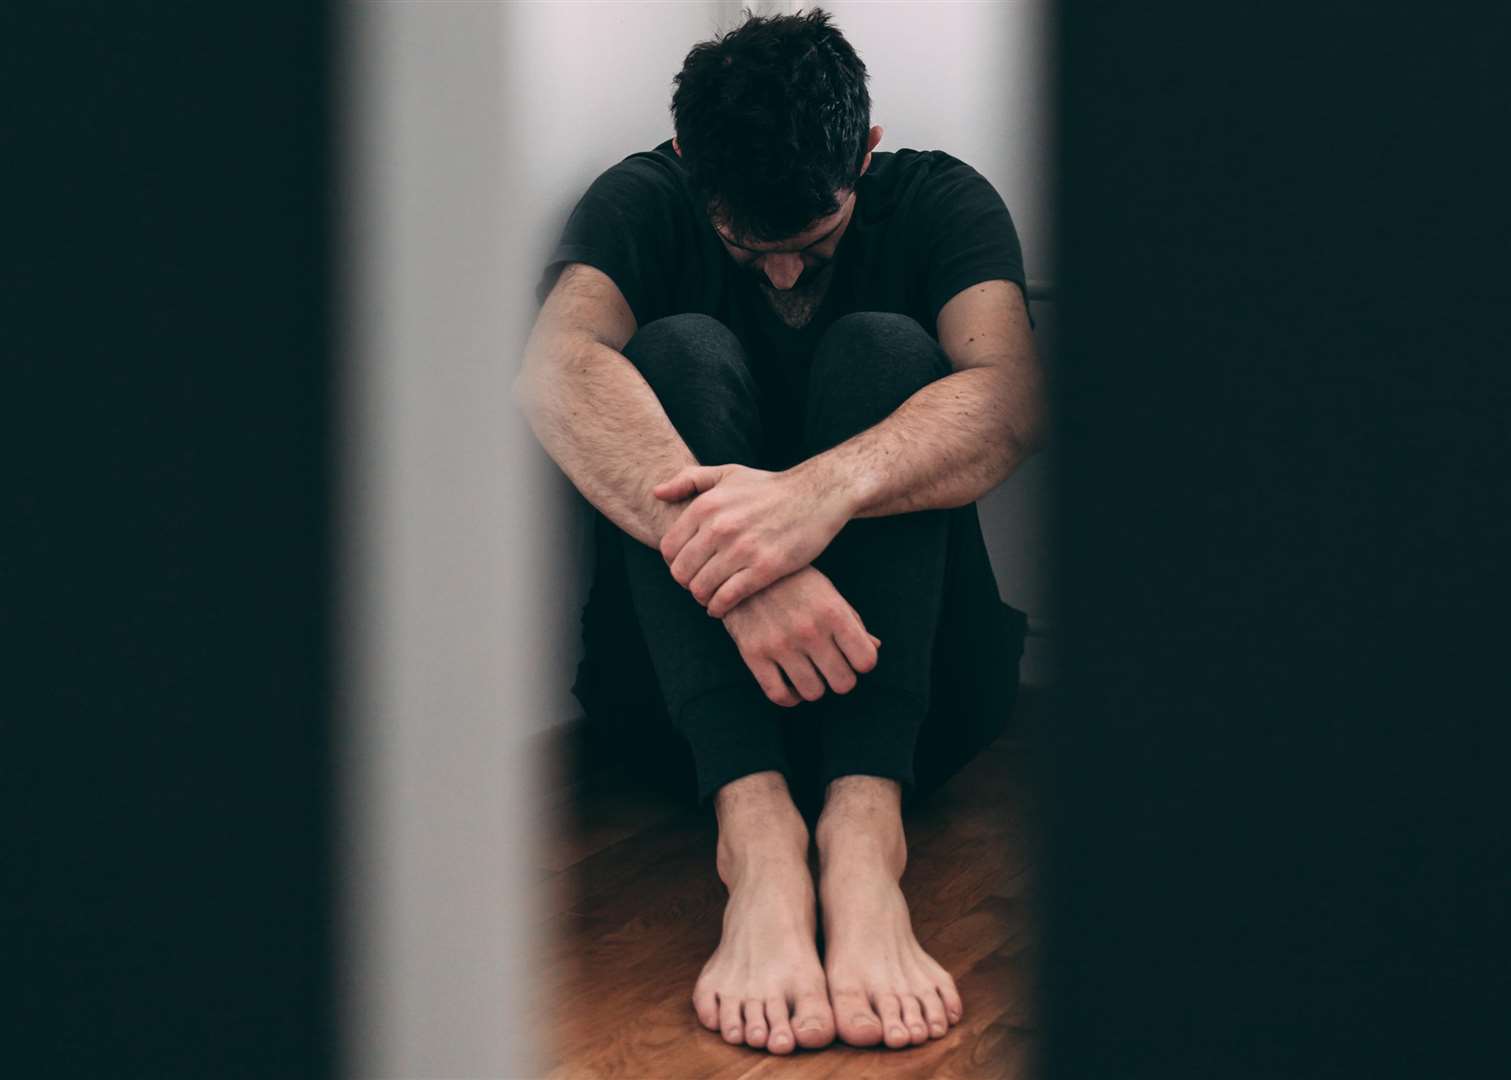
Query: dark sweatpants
573 311 1027 816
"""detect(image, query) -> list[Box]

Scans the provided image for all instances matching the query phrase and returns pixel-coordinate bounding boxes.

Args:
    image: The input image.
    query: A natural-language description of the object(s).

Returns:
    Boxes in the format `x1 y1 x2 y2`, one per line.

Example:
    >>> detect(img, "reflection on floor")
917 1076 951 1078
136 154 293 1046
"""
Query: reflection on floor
533 689 1043 1079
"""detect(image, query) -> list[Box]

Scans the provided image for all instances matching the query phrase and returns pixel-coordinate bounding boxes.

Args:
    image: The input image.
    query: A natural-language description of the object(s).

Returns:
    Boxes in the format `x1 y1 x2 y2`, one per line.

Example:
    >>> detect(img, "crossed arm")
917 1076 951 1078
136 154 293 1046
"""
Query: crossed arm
514 263 1046 702
650 278 1046 616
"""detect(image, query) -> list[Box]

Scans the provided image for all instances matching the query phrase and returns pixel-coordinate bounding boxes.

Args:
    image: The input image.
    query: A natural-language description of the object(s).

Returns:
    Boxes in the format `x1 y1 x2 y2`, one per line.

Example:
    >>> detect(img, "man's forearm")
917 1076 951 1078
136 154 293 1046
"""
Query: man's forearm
790 366 1046 520
514 336 691 549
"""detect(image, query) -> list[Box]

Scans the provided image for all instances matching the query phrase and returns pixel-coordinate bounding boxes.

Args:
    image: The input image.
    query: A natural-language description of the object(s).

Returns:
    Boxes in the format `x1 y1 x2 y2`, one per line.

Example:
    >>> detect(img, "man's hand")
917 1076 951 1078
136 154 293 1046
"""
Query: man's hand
653 460 853 618
720 565 881 706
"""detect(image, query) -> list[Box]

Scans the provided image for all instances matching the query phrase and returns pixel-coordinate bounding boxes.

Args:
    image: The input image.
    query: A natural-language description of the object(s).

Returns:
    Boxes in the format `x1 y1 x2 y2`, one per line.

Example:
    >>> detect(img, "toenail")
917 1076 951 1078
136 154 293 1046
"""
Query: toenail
750 1028 764 1038
931 1022 946 1035
726 1028 740 1039
891 1026 907 1038
798 1018 824 1031
853 1014 879 1027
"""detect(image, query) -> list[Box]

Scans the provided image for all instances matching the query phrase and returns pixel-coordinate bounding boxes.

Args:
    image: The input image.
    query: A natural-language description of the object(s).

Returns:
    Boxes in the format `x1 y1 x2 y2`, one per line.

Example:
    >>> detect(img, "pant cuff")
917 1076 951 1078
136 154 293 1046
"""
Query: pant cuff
818 680 929 793
676 682 792 804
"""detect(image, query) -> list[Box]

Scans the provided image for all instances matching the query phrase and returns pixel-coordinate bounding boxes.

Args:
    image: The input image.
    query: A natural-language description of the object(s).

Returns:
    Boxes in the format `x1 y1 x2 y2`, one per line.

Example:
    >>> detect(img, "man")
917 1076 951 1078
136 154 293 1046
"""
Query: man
515 8 1046 1055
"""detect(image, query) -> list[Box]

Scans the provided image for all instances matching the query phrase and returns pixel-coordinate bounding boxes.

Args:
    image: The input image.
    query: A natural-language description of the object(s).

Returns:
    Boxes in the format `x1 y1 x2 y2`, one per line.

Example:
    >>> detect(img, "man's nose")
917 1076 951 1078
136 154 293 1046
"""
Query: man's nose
760 253 803 290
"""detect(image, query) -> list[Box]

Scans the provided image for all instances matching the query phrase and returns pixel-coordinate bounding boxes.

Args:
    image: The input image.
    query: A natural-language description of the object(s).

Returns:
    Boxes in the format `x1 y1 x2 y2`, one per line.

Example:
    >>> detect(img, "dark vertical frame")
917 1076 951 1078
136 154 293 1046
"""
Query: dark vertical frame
1045 4 1509 1077
9 6 335 1076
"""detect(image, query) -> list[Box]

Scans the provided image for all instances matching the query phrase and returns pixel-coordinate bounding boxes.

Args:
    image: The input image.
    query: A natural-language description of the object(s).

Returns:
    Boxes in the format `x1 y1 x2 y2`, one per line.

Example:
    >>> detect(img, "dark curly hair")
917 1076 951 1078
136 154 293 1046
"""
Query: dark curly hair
670 7 871 244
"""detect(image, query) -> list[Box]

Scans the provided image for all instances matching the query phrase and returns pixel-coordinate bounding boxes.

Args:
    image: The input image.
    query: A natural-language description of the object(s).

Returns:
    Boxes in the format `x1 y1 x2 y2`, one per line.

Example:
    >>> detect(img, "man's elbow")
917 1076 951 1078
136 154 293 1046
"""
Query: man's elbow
512 356 556 424
993 373 1050 468
510 366 538 416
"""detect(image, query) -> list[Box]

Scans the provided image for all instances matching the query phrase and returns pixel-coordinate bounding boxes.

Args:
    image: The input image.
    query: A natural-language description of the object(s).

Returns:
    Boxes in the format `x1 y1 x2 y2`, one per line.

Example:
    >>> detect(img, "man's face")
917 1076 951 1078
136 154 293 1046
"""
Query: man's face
712 190 858 294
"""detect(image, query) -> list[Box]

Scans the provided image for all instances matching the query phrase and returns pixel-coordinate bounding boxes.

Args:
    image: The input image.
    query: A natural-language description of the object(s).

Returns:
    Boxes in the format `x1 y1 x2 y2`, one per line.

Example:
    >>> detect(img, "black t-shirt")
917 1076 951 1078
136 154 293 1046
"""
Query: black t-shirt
536 138 1028 461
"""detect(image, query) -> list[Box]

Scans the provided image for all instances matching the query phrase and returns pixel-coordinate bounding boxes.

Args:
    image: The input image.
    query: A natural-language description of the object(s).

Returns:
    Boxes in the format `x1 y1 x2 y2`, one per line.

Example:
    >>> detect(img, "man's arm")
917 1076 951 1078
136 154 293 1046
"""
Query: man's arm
792 278 1047 520
514 261 881 704
652 278 1047 617
513 263 694 549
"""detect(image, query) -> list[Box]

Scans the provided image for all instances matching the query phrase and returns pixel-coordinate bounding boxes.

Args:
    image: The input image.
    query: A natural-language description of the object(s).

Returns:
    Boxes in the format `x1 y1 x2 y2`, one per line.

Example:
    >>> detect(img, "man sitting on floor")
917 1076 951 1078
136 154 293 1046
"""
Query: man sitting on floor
515 7 1046 1055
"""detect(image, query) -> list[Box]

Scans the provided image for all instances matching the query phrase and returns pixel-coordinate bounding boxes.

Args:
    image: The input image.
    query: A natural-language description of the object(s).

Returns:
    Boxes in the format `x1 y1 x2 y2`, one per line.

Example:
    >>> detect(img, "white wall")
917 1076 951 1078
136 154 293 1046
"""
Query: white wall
515 1 1057 702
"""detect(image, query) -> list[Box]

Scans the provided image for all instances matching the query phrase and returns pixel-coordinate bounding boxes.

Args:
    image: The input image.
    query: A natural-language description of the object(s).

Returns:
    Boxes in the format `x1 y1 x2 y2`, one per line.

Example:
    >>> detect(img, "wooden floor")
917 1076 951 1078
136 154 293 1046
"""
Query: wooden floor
532 691 1042 1079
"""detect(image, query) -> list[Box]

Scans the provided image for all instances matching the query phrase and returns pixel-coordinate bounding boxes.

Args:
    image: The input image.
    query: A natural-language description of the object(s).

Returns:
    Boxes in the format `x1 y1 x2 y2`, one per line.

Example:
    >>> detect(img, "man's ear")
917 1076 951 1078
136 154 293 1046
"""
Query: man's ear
672 137 681 157
859 125 883 175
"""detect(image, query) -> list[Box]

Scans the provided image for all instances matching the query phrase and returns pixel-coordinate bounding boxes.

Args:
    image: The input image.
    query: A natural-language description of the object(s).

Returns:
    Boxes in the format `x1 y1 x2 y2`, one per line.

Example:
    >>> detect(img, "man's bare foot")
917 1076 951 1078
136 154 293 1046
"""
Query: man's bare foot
692 772 836 1054
816 775 964 1049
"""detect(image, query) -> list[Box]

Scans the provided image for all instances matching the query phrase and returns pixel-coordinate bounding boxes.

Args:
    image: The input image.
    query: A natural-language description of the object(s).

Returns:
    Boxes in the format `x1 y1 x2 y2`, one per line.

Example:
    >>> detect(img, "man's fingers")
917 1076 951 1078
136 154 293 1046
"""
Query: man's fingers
811 637 859 695
835 623 880 676
658 500 708 564
706 566 769 618
651 476 697 502
749 656 799 707
688 550 742 607
652 465 723 502
669 528 719 591
778 652 826 703
840 598 882 651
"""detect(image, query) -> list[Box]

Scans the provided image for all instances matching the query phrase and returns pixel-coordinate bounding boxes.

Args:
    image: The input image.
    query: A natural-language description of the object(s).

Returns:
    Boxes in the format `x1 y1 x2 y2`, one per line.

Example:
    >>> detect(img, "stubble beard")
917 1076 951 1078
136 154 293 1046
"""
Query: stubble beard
753 259 834 301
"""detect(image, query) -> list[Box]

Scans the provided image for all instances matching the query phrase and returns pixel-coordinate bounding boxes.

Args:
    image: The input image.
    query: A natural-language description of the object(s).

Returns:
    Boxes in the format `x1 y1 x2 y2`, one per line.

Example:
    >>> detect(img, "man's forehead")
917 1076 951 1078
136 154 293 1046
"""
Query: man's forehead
713 192 853 252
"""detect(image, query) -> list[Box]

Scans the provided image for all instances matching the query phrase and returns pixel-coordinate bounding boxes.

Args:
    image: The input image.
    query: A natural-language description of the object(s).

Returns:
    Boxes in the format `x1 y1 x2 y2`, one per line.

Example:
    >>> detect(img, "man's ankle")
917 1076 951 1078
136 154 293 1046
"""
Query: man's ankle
714 771 809 882
815 774 907 876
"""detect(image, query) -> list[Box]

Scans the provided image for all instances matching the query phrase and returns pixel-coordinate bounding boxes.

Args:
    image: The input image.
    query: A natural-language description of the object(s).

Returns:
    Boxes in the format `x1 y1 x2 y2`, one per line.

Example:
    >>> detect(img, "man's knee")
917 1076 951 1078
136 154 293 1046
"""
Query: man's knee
621 312 764 463
621 313 752 397
806 312 951 449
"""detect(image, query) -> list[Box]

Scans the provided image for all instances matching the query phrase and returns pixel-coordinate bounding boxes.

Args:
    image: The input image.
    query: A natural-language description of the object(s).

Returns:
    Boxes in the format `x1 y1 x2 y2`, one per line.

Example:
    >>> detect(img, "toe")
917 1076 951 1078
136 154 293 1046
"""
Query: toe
792 990 836 1048
937 973 964 1024
717 994 743 1045
919 986 950 1038
900 995 929 1045
742 999 768 1049
691 983 720 1031
764 995 795 1055
875 993 910 1049
830 988 883 1047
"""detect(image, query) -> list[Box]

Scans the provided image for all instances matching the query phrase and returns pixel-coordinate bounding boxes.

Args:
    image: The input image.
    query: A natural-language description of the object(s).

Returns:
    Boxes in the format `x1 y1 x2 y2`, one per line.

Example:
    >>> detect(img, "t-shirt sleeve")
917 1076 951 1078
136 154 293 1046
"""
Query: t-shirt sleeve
534 152 690 329
914 154 1030 332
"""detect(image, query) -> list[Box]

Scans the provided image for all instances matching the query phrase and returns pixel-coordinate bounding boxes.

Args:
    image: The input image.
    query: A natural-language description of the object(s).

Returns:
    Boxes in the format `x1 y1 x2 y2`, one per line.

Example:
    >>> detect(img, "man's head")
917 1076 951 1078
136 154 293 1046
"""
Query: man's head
670 8 882 290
